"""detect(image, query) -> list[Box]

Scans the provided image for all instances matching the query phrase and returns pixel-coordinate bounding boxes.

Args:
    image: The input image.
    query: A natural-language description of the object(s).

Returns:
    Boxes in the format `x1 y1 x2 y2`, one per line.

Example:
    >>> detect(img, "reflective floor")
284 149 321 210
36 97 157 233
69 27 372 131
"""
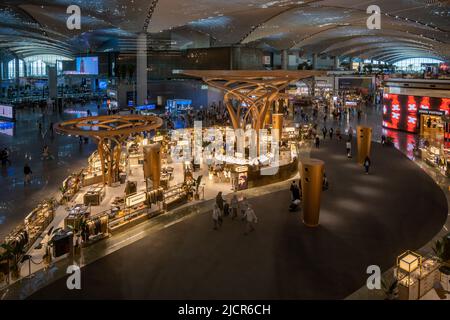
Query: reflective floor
0 103 102 239
0 103 435 240
29 133 447 299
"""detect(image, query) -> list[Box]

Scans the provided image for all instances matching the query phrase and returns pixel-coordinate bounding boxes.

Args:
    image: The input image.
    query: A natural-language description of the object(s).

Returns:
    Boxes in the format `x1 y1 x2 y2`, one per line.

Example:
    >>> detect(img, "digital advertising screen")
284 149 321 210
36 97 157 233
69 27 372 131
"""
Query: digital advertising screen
76 56 99 75
383 94 450 133
0 121 14 136
0 105 14 120
136 104 156 111
98 80 108 90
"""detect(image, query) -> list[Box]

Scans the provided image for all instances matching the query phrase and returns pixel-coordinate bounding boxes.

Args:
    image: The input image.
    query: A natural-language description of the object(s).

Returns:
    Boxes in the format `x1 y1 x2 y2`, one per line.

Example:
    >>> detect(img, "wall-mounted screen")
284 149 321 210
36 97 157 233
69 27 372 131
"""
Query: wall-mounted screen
0 105 14 120
76 56 98 75
383 93 450 133
0 121 14 136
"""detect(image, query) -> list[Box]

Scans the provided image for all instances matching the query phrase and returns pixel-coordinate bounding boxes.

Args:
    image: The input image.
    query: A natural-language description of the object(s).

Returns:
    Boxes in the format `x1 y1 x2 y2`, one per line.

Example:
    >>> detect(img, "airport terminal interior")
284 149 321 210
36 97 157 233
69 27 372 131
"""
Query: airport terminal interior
0 0 449 301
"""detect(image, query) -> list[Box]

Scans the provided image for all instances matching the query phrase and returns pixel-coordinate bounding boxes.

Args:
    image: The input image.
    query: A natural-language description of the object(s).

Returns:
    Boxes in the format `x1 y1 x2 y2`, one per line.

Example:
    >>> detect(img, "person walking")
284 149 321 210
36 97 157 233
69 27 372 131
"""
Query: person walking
216 191 224 214
244 204 258 235
329 127 334 140
1 148 11 166
322 126 327 140
230 194 239 220
24 163 32 184
315 135 320 149
346 139 352 158
336 127 342 140
381 135 386 146
240 196 248 220
290 181 300 201
212 203 221 230
364 156 371 174
348 126 354 141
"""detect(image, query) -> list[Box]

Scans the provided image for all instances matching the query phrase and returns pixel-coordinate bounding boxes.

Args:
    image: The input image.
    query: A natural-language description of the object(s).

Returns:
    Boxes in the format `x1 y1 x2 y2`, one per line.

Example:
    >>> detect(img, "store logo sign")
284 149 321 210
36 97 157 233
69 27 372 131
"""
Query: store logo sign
66 264 81 290
366 265 381 290
66 5 81 30
366 5 381 30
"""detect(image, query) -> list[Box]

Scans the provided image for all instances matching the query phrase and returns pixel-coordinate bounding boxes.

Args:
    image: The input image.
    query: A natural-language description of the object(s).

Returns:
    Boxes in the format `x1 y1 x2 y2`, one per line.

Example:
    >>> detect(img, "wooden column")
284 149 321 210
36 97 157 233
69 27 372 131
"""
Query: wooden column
300 158 324 227
357 126 372 165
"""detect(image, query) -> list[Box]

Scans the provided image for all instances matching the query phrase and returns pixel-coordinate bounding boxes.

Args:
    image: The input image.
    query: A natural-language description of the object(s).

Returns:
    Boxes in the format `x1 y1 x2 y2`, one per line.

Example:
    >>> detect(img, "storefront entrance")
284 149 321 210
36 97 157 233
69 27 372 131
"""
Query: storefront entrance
418 110 446 142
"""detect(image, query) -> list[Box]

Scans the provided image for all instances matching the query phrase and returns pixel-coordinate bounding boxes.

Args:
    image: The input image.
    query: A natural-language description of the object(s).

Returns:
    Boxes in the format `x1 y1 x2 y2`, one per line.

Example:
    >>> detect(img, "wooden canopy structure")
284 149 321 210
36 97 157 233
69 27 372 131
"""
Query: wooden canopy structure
55 115 163 185
179 70 325 131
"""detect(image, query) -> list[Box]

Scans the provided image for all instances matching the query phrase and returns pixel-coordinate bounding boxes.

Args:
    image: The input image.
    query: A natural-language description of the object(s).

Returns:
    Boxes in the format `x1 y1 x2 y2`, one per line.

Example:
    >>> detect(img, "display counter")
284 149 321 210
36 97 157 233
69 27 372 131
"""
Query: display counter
396 251 440 300
420 144 450 177
83 185 106 206
64 204 89 230
4 199 55 257
62 171 82 202
83 152 103 186
163 183 188 211
83 213 109 244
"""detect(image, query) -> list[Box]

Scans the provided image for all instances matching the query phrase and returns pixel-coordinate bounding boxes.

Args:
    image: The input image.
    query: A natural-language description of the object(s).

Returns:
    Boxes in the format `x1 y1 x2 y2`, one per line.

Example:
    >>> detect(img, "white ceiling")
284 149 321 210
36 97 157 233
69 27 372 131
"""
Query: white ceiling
0 0 448 62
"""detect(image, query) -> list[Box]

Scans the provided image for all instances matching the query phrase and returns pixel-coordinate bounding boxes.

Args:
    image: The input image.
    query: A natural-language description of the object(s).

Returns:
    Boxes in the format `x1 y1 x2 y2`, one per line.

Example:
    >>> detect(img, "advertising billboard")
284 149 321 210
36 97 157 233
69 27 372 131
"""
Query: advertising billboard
75 56 99 75
382 93 450 133
0 105 14 120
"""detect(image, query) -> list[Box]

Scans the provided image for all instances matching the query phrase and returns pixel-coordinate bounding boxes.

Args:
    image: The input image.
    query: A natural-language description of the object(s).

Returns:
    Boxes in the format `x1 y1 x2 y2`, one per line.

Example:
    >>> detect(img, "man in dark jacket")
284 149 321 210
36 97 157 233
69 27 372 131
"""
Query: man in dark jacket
24 164 32 184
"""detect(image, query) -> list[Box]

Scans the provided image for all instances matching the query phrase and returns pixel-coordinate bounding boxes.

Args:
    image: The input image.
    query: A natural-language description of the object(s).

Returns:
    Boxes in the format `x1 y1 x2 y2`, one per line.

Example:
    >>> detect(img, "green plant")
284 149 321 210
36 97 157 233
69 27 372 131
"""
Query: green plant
433 233 450 265
433 238 446 262
381 276 398 300
0 242 25 279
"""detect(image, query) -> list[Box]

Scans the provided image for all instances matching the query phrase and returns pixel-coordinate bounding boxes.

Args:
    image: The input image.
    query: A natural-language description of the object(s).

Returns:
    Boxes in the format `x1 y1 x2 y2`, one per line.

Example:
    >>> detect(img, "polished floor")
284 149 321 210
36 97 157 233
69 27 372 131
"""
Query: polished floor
0 104 99 239
30 138 447 299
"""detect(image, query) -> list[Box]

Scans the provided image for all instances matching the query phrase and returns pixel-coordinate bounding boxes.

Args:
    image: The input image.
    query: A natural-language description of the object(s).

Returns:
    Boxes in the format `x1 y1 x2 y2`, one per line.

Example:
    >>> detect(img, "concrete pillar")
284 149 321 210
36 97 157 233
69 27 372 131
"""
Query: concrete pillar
334 56 340 70
281 50 288 70
14 57 20 98
48 66 57 100
136 32 147 106
231 46 242 70
348 57 353 71
300 159 324 227
312 53 318 70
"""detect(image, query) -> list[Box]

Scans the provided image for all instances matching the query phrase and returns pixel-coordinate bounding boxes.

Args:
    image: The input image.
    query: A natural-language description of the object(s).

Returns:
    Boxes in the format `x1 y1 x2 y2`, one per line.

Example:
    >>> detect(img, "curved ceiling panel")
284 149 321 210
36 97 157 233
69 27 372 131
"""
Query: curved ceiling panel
0 0 448 62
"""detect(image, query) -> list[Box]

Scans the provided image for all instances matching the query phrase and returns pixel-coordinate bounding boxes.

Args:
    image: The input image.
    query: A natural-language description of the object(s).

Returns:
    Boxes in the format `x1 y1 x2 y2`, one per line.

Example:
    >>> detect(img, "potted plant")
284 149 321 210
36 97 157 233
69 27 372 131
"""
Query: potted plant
0 242 25 281
433 233 450 265
194 175 203 200
381 276 398 300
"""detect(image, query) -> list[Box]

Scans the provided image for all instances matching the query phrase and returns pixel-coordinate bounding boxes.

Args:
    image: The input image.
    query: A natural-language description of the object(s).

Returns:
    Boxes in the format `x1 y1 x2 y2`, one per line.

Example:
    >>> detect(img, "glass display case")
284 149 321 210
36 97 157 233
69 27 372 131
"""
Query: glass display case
163 183 188 210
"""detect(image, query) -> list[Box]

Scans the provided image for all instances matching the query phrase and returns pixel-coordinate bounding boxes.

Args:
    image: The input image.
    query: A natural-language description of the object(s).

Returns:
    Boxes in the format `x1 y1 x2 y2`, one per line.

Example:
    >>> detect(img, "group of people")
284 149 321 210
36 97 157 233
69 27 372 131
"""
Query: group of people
213 191 258 235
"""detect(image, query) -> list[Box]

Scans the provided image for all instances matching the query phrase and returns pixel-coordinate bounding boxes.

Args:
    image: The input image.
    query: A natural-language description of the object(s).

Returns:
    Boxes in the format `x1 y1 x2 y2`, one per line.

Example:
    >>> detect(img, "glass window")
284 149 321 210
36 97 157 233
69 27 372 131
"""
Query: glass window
394 58 443 72
7 60 15 79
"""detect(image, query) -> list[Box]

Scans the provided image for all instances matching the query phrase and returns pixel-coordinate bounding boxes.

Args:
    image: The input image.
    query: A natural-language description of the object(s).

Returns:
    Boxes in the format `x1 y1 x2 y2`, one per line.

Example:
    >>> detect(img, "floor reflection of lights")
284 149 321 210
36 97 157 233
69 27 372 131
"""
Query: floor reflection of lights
318 208 346 227
341 162 360 171
334 198 366 213
354 174 386 184
350 185 383 197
